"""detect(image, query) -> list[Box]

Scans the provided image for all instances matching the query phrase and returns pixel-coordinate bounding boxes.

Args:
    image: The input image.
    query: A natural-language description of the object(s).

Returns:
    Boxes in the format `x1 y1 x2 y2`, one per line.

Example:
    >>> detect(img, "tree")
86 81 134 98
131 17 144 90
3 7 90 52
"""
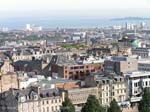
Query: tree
138 87 150 112
108 99 122 112
61 97 75 112
81 95 104 112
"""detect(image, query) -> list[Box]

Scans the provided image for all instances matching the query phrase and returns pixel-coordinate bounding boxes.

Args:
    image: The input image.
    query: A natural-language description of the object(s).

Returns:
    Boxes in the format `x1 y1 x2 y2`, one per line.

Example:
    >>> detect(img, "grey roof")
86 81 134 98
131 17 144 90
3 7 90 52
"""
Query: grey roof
57 55 77 66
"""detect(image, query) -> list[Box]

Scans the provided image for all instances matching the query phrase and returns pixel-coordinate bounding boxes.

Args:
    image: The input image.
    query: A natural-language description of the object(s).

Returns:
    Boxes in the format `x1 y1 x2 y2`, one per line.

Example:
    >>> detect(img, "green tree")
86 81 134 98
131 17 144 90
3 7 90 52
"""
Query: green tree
61 97 75 112
138 87 150 112
81 95 104 112
108 99 122 112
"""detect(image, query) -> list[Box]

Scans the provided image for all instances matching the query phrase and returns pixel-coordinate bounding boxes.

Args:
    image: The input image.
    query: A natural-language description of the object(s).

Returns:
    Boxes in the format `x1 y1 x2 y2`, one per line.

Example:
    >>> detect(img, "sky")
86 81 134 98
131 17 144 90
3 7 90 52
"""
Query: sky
0 0 150 19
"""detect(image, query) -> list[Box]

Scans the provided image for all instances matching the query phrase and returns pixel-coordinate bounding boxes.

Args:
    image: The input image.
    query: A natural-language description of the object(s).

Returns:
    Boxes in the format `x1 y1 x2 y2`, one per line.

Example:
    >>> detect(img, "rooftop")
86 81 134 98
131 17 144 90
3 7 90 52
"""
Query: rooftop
138 59 150 64
30 77 79 88
125 71 150 78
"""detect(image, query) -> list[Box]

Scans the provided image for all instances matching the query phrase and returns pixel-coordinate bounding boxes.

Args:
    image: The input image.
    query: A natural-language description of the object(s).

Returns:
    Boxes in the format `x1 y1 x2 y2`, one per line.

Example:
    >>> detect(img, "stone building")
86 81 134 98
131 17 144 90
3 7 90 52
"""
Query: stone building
65 87 98 105
0 59 18 93
85 74 128 106
104 56 138 75
0 87 62 112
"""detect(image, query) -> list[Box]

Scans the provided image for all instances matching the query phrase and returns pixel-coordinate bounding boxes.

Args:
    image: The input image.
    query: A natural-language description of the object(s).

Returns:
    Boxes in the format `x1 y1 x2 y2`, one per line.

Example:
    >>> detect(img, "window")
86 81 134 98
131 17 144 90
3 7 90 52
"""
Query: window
70 67 73 69
47 107 49 112
124 89 126 93
80 66 84 69
106 98 108 103
59 99 61 102
134 83 138 87
52 106 54 111
74 66 78 69
43 108 45 112
112 92 115 96
121 89 123 93
69 72 73 74
42 101 44 105
117 90 119 94
47 100 49 104
106 86 108 90
146 81 148 86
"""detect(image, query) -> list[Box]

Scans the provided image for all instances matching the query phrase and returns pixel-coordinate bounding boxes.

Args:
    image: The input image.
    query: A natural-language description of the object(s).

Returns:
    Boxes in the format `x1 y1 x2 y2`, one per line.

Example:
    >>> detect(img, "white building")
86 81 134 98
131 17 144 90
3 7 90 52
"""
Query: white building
26 24 42 32
26 24 31 31
19 78 38 89
76 56 105 64
125 71 150 103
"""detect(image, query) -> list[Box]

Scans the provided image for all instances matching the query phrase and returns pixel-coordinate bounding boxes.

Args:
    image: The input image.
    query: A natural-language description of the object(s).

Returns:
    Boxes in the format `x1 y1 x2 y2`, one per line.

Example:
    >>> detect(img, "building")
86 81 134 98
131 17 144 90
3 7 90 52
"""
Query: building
51 62 102 80
26 24 31 31
0 59 18 93
85 74 128 106
0 58 14 74
76 55 105 64
138 59 150 71
26 24 42 32
118 37 140 48
87 47 118 56
131 47 150 58
30 77 80 89
0 87 63 112
51 55 103 80
14 59 42 73
125 71 150 103
65 87 98 105
6 48 52 62
104 56 138 75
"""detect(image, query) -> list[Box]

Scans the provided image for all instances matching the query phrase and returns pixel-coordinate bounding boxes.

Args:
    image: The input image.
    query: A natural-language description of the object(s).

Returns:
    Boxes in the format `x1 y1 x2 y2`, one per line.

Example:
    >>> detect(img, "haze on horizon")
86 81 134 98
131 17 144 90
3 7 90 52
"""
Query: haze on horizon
0 0 150 20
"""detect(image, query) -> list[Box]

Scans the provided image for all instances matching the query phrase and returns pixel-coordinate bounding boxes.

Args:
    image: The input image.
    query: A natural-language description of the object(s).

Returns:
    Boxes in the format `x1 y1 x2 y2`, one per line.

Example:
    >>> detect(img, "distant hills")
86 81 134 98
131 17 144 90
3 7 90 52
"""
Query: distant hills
111 17 150 21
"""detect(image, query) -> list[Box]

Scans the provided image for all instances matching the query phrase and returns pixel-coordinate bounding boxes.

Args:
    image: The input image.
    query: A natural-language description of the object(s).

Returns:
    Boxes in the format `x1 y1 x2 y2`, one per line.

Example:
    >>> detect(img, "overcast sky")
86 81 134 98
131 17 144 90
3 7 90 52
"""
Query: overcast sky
0 0 150 19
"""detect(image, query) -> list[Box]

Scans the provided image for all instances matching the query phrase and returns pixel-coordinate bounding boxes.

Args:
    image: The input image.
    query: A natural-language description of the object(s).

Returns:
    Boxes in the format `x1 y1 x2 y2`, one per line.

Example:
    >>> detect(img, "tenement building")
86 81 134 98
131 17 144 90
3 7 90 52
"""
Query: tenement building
131 47 150 58
0 87 62 112
0 59 18 93
64 87 98 106
85 74 128 106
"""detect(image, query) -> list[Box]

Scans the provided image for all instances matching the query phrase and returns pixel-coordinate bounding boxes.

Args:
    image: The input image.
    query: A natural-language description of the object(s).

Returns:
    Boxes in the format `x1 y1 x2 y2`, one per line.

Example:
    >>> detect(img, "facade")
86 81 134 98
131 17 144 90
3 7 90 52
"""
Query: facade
0 73 18 93
65 87 98 105
85 74 128 106
7 48 52 62
87 47 118 56
104 56 138 74
131 47 150 58
0 87 62 112
0 59 18 93
138 59 150 71
125 71 150 103
51 63 103 80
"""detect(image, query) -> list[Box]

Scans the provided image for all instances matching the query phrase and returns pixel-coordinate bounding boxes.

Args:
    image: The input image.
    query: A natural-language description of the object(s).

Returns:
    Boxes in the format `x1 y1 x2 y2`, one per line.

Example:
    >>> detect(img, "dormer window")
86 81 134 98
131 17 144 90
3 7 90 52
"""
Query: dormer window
33 95 38 100
20 96 26 102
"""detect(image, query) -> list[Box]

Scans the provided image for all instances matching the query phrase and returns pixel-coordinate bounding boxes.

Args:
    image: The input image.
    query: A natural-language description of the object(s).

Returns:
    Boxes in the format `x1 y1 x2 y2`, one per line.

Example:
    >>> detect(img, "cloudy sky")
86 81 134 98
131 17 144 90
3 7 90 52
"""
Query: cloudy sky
0 0 150 19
